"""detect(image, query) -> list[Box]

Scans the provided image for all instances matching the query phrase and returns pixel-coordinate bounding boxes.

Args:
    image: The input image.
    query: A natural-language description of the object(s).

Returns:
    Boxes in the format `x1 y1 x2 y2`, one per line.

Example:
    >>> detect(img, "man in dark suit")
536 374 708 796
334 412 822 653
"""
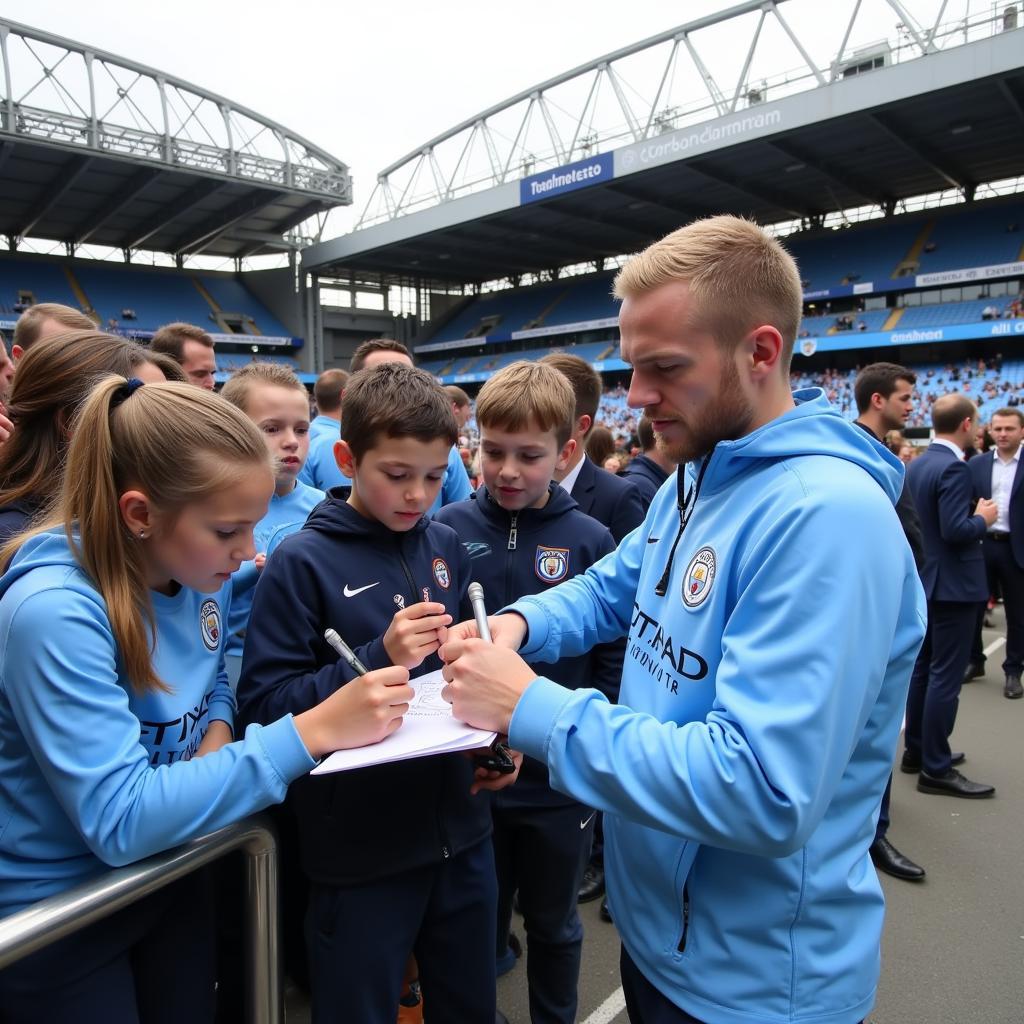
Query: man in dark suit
540 353 645 543
540 352 645 916
621 414 676 511
905 394 997 798
966 407 1024 699
853 363 926 879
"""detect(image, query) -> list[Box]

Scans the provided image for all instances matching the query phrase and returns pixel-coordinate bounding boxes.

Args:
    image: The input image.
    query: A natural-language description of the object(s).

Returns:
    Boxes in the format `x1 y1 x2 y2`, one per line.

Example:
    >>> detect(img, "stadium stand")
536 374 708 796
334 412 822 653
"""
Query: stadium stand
0 257 291 338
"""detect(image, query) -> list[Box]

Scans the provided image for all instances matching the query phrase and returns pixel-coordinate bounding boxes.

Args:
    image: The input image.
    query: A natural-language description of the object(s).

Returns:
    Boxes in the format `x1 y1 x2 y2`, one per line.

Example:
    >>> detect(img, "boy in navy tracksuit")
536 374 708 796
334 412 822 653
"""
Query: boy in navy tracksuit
237 364 512 1024
436 361 623 1024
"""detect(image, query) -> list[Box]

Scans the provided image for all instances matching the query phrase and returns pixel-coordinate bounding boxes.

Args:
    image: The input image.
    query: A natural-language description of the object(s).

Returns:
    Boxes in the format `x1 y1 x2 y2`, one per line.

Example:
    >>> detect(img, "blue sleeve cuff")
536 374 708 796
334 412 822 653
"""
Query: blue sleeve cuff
508 676 575 763
251 715 317 783
360 635 391 671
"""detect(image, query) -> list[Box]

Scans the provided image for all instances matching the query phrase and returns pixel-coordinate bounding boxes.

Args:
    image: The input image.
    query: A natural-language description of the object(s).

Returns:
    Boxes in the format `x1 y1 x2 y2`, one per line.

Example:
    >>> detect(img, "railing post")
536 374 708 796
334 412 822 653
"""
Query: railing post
244 835 282 1024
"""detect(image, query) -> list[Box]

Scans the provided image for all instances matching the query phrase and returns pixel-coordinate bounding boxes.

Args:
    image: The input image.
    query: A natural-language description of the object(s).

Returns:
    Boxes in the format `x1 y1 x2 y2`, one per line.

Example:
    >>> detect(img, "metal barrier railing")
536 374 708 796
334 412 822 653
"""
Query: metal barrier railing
0 815 281 1024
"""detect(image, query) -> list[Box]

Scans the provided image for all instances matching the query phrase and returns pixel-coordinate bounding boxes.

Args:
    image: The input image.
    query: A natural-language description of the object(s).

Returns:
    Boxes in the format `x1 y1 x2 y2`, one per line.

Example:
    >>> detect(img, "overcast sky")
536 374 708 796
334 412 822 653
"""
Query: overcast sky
2 0 960 239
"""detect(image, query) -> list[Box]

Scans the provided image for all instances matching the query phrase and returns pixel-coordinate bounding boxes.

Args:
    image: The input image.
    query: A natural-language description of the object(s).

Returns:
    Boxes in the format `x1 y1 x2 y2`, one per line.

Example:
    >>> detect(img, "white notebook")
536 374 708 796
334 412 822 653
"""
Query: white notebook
311 669 497 775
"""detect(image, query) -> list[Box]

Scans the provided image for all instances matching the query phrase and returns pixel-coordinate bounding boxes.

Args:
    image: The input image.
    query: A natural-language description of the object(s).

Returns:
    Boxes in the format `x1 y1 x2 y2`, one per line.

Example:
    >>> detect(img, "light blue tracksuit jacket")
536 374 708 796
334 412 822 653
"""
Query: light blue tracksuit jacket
507 389 927 1024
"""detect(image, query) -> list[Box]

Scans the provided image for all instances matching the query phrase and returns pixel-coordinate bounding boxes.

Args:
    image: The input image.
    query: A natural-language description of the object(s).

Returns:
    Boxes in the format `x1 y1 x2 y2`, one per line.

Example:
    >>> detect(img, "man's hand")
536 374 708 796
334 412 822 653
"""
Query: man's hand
467 746 524 795
0 410 12 445
440 637 537 734
383 602 453 668
254 552 267 573
194 720 233 758
443 612 528 651
975 497 998 527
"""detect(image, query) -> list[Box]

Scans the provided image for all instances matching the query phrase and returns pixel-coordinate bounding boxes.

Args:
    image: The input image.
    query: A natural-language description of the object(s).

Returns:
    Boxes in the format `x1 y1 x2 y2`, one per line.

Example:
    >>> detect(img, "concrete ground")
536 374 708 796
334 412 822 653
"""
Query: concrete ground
288 614 1024 1023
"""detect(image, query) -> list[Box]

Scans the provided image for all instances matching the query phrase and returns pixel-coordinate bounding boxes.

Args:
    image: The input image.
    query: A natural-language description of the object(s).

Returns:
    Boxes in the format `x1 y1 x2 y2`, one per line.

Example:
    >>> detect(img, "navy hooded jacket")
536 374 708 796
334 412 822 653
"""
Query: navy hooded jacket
621 453 670 510
436 484 624 802
236 491 490 885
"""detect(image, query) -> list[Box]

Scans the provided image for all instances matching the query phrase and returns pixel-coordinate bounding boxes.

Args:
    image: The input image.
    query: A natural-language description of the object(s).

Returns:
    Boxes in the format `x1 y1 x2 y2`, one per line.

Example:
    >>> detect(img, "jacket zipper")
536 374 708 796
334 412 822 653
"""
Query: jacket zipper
677 883 690 952
395 535 418 605
505 511 519 606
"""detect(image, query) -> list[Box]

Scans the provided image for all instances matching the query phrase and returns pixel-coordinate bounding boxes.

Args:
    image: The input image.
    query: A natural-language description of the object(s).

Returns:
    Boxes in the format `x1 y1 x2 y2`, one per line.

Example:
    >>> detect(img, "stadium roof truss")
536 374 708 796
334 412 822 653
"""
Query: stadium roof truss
0 19 352 260
304 0 1024 285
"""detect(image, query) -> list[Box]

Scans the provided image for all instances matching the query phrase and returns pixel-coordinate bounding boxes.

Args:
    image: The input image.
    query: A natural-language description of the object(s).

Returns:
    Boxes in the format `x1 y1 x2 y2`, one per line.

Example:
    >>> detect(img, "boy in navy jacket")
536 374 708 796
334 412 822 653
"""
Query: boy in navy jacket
238 364 513 1024
436 361 623 1024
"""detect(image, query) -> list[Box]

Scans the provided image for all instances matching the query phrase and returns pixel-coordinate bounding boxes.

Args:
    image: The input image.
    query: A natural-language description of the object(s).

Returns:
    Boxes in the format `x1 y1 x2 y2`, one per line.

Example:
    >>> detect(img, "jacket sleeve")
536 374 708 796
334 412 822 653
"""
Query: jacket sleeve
609 479 646 544
507 490 927 857
2 588 314 868
237 543 361 729
508 516 648 660
936 460 987 544
895 482 926 574
586 527 626 702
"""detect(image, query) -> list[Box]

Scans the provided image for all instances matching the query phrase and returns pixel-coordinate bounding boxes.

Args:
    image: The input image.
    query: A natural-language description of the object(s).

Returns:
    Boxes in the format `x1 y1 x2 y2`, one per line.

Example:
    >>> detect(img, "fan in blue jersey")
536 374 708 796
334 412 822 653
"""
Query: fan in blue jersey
0 376 412 1024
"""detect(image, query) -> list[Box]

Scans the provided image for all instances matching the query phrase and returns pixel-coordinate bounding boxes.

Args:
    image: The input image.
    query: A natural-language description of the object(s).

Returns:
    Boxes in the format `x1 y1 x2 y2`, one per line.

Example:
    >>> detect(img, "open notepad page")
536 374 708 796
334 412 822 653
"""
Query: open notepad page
311 668 497 775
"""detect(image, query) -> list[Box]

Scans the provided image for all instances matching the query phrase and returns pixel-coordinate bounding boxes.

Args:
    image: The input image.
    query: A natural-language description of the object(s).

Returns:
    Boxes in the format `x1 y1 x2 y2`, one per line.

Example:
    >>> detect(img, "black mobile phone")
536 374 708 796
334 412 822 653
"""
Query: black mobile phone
474 740 516 775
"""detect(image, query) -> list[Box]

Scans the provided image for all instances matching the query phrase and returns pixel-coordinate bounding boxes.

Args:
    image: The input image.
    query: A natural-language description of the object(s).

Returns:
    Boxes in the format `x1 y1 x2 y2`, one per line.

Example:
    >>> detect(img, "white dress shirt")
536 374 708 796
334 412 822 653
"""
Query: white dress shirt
990 445 1020 534
933 438 965 460
559 455 586 495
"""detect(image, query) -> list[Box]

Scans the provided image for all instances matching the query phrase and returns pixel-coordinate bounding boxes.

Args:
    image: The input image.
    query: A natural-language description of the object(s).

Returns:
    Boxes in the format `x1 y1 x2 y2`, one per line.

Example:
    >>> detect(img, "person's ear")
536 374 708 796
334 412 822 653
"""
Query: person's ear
745 325 785 379
334 440 357 479
119 490 156 539
11 345 24 362
578 414 592 438
555 438 577 473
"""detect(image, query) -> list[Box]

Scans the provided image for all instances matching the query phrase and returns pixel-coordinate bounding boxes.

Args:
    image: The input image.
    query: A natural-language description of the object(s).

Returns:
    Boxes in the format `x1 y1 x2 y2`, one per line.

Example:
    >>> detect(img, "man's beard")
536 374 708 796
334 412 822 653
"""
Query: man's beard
653 360 755 465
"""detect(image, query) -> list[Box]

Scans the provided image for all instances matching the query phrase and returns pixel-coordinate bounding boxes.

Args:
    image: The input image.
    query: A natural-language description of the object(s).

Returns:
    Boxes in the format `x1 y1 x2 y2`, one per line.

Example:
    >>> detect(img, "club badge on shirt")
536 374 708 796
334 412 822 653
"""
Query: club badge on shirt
200 600 222 651
432 557 451 589
535 546 570 583
682 547 716 608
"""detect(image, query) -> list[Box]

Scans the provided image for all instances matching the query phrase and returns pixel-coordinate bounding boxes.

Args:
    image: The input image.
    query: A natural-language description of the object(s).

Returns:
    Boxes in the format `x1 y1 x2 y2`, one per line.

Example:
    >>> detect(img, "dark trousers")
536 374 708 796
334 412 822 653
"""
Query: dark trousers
621 947 705 1023
620 947 865 1024
874 774 893 843
970 536 1024 675
0 873 214 1024
305 839 496 1024
493 796 595 1024
905 600 977 777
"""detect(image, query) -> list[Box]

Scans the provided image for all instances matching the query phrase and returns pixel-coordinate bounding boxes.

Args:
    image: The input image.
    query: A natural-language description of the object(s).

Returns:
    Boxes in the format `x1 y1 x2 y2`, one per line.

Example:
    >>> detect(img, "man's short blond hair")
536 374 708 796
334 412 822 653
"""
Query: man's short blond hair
150 322 214 364
476 361 574 448
614 215 803 365
221 361 307 413
13 303 95 351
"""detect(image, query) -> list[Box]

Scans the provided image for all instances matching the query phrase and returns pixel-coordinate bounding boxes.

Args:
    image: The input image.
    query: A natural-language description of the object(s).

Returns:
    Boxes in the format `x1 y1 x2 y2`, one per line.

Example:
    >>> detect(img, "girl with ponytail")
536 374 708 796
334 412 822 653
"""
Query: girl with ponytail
0 376 413 1023
0 330 185 544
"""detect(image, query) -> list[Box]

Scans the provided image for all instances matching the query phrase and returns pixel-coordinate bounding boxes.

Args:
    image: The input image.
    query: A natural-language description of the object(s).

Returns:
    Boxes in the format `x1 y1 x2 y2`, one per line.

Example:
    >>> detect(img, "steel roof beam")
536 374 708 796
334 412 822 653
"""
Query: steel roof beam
684 159 809 218
997 78 1024 128
16 154 93 238
173 189 281 255
602 182 707 224
867 112 969 192
125 178 227 250
75 166 163 244
767 138 889 207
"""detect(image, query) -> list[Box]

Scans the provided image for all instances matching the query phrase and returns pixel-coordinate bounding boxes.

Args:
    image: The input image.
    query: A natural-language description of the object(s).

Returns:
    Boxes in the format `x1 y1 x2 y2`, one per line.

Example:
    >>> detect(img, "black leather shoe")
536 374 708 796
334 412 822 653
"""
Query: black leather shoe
900 750 964 774
599 898 612 923
870 836 925 881
917 768 995 798
577 863 605 903
1004 674 1023 699
963 661 985 683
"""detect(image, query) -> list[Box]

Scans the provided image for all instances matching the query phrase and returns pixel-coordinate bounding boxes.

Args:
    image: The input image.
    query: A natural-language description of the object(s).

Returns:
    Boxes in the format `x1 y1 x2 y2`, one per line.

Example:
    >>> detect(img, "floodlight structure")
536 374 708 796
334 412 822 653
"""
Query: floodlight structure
357 0 1016 228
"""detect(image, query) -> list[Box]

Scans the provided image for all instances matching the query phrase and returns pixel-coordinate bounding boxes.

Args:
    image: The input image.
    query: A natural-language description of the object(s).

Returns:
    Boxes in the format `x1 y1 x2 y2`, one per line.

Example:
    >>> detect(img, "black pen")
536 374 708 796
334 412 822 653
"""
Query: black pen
324 628 369 676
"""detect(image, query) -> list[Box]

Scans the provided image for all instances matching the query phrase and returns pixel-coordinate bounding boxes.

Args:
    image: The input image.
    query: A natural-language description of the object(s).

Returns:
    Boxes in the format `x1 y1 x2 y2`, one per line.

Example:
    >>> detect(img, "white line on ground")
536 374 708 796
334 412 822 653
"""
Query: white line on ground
580 986 627 1024
983 636 1006 657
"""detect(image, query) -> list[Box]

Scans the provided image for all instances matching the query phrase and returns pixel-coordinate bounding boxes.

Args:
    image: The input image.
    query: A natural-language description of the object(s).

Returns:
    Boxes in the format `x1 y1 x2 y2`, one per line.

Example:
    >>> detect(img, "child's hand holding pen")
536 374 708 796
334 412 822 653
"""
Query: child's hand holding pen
383 602 453 668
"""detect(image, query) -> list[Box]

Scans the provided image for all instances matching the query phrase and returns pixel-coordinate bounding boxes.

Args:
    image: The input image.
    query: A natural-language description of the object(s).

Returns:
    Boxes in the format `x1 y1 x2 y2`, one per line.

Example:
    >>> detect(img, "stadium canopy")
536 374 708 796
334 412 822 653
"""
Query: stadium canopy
303 0 1024 286
0 18 351 261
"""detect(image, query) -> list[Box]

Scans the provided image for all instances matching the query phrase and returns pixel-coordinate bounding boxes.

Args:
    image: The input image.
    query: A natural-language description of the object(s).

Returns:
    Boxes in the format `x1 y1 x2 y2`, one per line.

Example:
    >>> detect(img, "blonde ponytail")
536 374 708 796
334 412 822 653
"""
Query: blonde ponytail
3 376 272 693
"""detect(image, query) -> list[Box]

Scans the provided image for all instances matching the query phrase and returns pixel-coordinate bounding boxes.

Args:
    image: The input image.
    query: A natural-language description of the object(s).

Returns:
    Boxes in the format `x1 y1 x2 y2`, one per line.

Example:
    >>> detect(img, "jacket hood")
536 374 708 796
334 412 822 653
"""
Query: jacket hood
301 490 431 541
693 388 905 504
0 527 82 596
473 482 579 524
